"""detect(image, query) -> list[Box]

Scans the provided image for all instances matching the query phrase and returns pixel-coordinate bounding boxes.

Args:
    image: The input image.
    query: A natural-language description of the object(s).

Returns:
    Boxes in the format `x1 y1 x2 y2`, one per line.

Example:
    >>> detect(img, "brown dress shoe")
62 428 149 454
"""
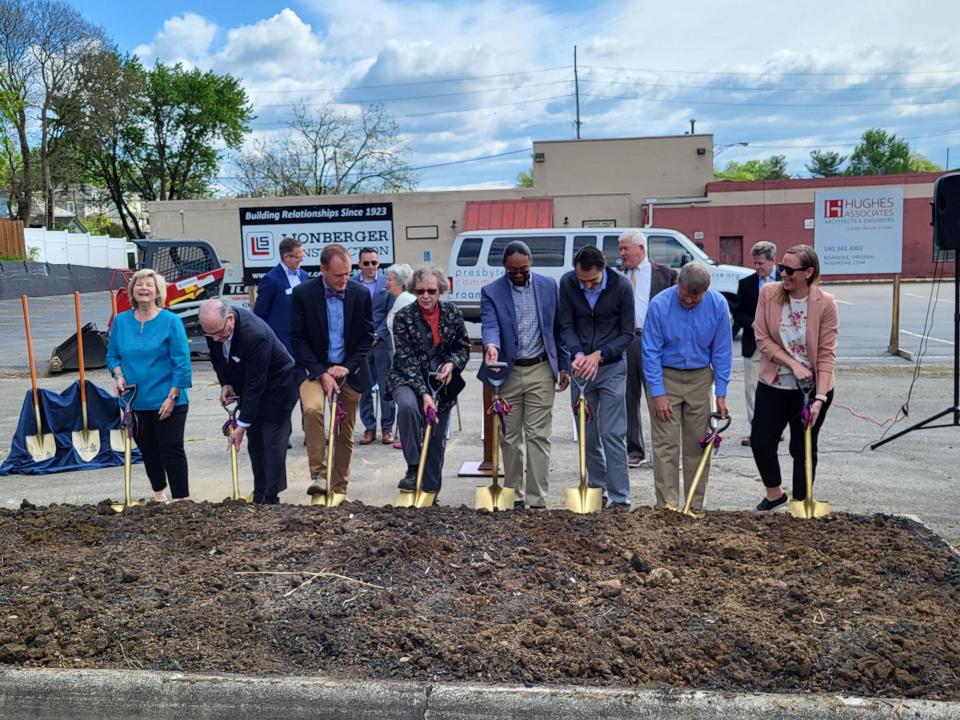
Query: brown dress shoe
359 430 376 445
381 431 393 444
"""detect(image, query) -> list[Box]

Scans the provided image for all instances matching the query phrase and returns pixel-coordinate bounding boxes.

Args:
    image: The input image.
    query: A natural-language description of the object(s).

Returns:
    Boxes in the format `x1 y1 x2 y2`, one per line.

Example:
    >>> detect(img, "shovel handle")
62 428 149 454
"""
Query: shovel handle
74 291 87 403
20 295 41 408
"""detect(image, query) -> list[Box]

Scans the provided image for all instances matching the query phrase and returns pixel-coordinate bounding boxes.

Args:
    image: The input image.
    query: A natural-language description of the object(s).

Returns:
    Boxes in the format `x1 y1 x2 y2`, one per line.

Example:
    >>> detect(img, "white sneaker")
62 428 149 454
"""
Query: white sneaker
152 491 170 504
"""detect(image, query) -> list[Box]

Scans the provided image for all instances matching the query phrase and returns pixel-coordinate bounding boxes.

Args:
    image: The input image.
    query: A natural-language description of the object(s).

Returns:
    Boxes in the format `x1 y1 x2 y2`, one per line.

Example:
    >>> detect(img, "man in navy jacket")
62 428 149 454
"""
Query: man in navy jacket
253 237 309 354
558 245 635 508
291 244 373 498
352 248 395 444
478 241 569 509
200 300 299 504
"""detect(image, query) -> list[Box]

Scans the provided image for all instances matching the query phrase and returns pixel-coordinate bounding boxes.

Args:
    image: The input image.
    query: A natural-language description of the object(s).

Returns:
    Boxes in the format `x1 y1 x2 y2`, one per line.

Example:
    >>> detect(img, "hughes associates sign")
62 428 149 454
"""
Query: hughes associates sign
814 188 903 274
239 202 395 284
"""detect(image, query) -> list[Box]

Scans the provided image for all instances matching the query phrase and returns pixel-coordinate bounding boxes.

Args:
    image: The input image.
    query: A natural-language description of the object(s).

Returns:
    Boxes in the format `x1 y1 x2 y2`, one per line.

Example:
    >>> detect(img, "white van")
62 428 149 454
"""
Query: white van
447 227 753 332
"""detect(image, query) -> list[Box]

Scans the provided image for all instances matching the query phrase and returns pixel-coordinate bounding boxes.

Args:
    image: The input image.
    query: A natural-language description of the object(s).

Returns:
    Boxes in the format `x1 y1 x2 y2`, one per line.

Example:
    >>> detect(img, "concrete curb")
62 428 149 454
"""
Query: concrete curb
1 668 957 719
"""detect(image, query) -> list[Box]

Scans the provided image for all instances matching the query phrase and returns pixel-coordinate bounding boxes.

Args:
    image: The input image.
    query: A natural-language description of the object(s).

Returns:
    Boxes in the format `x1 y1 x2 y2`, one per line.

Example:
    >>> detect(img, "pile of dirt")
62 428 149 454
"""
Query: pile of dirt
1 500 958 700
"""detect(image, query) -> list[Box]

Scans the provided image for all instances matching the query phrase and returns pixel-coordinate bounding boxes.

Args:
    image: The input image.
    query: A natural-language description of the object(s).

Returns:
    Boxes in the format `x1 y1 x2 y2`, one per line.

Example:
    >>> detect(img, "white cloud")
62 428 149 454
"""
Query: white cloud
134 12 218 66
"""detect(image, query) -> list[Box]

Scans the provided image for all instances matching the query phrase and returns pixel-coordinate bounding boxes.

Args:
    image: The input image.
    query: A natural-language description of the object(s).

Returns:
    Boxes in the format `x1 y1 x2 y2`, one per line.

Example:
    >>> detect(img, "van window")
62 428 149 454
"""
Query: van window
573 235 598 258
456 237 483 267
488 235 565 267
648 234 694 269
602 235 620 267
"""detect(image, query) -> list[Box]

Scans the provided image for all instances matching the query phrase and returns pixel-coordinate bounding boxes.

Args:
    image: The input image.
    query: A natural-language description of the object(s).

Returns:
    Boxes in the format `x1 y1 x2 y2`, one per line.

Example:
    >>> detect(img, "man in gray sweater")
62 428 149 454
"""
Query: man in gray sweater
558 245 635 508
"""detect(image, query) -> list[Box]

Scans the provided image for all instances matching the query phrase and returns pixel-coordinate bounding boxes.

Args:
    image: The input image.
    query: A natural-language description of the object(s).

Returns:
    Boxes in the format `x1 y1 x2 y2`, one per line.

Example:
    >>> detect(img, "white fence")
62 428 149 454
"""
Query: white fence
24 228 134 268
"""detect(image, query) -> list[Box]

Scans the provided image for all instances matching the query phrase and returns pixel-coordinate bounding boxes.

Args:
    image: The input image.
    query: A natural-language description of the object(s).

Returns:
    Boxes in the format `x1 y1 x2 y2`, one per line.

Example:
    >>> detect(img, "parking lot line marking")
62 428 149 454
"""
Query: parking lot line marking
899 329 954 346
835 299 854 306
904 292 954 304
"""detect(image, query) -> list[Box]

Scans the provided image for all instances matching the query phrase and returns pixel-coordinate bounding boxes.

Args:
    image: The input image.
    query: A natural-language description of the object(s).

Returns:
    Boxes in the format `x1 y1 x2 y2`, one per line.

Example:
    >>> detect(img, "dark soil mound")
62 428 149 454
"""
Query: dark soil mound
1 501 958 700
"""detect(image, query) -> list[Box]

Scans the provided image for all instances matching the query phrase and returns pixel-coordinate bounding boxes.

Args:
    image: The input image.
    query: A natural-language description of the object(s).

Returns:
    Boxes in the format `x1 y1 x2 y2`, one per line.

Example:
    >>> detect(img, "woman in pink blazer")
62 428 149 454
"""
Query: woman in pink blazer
750 245 839 511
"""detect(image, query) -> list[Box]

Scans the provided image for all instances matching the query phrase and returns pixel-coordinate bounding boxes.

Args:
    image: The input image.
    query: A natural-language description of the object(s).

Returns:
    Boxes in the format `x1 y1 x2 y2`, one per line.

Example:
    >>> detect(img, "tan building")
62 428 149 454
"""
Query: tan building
147 134 714 278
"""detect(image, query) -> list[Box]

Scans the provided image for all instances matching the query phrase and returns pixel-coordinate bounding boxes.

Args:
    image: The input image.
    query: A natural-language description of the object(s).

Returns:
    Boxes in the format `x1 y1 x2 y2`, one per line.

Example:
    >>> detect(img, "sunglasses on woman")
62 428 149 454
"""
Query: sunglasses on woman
414 288 439 295
777 263 807 276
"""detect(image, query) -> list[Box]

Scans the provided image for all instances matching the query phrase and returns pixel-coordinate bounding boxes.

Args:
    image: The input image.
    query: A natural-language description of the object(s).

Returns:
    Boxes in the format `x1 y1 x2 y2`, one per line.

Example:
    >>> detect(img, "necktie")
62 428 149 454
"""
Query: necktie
325 287 345 301
631 268 638 290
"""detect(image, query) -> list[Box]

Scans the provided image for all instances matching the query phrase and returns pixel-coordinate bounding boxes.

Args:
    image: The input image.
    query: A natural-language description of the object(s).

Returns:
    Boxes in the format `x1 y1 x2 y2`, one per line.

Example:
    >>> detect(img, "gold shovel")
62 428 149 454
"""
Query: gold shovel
111 385 145 513
679 412 731 519
108 291 134 453
476 361 515 512
313 386 348 508
221 396 252 503
564 377 603 514
71 292 101 462
789 386 830 519
20 295 56 462
395 374 443 509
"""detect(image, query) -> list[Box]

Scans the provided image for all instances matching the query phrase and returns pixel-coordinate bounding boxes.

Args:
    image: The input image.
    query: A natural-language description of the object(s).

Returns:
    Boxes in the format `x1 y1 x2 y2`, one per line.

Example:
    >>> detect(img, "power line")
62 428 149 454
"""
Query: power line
580 76 960 93
581 63 960 78
579 91 960 109
244 66 573 95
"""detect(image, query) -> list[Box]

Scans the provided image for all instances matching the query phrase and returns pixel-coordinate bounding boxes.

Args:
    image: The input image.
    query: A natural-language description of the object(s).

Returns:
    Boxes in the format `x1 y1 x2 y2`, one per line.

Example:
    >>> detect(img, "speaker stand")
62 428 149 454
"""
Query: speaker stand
872 257 960 449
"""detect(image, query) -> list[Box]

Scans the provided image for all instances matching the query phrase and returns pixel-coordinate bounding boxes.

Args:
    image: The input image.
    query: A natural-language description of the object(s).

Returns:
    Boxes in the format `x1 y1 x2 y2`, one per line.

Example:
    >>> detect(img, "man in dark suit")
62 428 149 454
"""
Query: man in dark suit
734 240 778 446
618 230 677 467
558 245 635 509
478 241 570 509
290 244 373 497
199 299 299 504
252 237 309 354
352 248 395 445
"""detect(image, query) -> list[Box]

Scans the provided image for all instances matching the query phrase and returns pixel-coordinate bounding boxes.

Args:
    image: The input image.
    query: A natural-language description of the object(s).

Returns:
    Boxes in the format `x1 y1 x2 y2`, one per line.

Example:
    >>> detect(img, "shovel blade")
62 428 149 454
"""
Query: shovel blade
564 486 603 514
26 433 56 462
682 508 706 519
413 490 437 509
312 492 347 507
72 429 101 462
475 484 516 512
394 490 416 508
811 500 830 518
110 498 145 514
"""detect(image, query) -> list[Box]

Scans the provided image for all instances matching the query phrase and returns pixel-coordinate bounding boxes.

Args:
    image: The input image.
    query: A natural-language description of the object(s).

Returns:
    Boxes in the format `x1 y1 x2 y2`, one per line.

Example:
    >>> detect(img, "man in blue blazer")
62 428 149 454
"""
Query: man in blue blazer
352 248 395 444
200 300 299 504
478 241 570 509
253 237 309 354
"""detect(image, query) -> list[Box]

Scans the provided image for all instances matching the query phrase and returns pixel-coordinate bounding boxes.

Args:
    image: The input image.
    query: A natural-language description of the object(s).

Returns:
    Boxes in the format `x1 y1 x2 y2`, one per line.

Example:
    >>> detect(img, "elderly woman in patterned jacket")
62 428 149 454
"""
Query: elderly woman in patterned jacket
387 264 471 501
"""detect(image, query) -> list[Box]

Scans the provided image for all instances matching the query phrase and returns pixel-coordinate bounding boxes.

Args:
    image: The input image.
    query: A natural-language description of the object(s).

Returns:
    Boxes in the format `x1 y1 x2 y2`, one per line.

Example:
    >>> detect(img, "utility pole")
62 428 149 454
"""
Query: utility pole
574 46 582 139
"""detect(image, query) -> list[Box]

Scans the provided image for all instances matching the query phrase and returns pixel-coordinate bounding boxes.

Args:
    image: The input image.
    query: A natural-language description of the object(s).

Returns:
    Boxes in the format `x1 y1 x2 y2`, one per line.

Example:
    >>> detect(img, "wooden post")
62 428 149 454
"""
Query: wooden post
888 274 914 361
458 384 494 477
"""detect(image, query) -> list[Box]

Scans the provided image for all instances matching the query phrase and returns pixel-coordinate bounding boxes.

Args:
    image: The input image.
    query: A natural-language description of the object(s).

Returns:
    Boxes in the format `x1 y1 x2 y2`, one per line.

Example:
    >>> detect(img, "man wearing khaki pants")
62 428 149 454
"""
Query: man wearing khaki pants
479 241 570 509
290 244 373 497
642 263 732 512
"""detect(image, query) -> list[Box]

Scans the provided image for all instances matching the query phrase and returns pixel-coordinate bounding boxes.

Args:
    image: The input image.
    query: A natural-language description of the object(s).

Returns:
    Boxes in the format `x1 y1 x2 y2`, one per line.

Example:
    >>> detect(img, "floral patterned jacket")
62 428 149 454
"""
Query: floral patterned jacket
387 301 471 412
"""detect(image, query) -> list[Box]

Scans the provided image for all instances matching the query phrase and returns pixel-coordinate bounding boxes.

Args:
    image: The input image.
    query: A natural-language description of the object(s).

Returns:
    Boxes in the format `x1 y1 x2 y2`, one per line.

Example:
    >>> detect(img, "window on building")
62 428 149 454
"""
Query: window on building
488 235 565 267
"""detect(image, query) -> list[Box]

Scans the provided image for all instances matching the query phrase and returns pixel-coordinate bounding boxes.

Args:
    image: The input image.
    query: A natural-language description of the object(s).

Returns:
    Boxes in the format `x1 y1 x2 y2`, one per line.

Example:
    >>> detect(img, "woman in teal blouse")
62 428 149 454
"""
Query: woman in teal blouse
106 269 192 502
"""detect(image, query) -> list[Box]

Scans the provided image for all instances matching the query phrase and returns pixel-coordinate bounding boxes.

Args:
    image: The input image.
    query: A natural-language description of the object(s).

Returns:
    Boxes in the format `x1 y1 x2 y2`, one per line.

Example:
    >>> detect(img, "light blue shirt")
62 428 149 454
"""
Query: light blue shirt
511 279 545 359
105 309 192 411
324 281 345 364
641 286 733 398
360 277 377 298
578 269 609 310
759 266 777 291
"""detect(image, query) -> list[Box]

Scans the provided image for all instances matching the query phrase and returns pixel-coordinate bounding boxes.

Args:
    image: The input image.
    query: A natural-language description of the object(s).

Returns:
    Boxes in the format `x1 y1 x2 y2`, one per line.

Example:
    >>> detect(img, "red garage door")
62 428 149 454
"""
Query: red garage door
463 199 554 230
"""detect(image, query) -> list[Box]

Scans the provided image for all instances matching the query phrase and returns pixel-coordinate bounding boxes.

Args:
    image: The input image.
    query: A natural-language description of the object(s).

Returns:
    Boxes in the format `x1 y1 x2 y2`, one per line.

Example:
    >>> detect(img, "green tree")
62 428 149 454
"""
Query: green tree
714 154 789 181
909 151 942 173
515 168 533 188
805 150 846 177
847 128 911 175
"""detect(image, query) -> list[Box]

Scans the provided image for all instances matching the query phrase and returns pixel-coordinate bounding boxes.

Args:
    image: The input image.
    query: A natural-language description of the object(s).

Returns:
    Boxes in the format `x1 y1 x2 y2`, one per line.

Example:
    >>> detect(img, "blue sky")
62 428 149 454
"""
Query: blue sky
69 0 960 193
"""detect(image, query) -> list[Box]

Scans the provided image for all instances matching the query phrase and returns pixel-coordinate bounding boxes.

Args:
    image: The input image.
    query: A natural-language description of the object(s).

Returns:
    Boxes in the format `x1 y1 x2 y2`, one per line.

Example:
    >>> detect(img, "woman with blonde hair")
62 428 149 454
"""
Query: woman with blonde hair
106 269 192 502
751 244 838 511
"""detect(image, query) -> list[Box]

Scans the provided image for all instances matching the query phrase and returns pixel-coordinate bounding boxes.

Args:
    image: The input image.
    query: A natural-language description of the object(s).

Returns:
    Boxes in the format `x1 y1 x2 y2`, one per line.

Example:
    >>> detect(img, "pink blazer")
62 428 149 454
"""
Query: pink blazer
753 282 838 396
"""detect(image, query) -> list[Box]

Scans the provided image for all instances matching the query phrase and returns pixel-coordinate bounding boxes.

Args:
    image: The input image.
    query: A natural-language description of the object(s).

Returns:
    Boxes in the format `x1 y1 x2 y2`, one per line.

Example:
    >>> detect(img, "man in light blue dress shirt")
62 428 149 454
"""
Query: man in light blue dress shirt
642 262 732 513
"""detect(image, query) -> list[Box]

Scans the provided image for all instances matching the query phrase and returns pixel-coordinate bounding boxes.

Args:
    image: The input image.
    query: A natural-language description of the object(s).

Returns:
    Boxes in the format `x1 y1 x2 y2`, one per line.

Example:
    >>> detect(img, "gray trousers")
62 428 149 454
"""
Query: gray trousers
572 358 630 505
360 340 396 433
394 385 451 494
625 332 647 458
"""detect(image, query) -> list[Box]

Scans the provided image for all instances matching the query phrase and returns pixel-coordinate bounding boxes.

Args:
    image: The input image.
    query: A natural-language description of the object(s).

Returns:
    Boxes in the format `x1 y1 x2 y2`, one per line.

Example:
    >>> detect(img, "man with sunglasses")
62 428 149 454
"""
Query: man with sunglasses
353 248 395 445
199 299 299 504
479 241 570 509
734 241 779 446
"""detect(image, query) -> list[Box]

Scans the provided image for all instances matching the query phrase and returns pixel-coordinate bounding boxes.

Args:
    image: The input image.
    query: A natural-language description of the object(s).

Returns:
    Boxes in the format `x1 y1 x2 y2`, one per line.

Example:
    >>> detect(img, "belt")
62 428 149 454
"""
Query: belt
663 366 710 373
514 352 548 367
634 328 643 336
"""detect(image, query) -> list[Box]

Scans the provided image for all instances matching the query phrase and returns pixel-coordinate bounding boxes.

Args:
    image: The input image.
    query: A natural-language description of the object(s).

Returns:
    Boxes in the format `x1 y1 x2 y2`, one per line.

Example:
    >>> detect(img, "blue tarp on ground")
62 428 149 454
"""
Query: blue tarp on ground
0 380 142 475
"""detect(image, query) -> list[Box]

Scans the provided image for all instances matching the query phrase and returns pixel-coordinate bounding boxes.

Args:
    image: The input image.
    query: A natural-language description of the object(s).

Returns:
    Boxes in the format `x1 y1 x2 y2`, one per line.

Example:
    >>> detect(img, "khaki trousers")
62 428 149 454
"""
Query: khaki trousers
743 350 761 426
300 379 360 494
499 361 555 507
647 366 714 512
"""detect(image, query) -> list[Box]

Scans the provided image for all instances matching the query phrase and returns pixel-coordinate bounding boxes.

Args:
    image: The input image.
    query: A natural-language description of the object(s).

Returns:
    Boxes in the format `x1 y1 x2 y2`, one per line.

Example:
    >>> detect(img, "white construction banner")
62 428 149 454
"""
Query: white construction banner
814 188 903 274
239 202 394 283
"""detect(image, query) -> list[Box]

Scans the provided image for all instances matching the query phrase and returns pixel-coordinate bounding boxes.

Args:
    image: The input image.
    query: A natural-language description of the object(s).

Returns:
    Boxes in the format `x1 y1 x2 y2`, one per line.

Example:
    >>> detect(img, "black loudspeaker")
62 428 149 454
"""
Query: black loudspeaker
933 172 960 251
